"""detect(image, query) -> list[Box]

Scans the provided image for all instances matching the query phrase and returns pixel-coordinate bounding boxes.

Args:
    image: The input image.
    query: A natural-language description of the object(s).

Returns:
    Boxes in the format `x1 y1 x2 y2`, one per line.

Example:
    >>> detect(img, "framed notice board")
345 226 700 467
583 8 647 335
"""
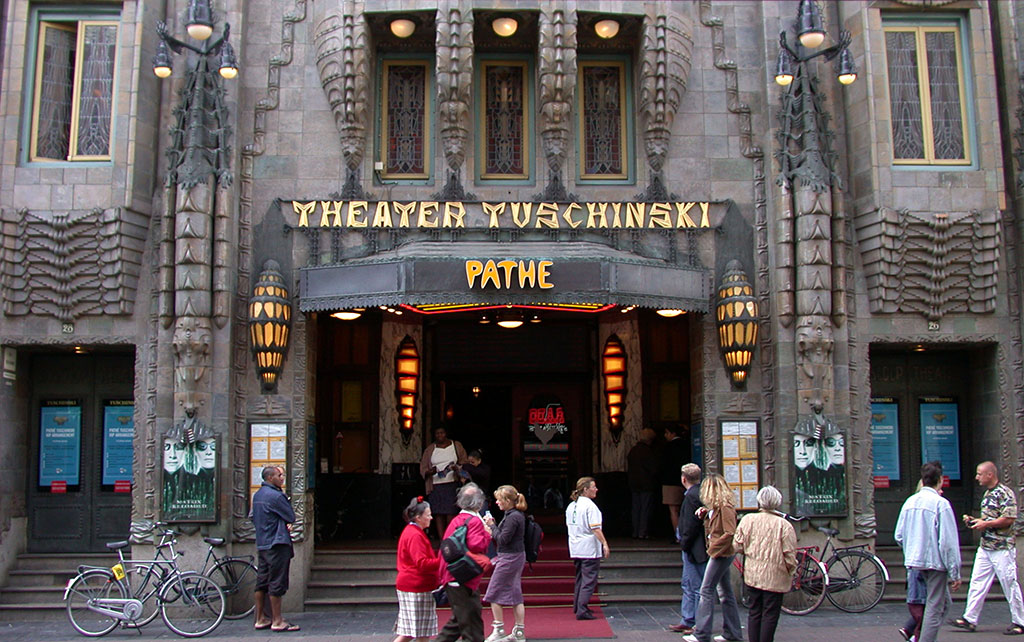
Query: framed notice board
720 419 759 510
250 423 288 503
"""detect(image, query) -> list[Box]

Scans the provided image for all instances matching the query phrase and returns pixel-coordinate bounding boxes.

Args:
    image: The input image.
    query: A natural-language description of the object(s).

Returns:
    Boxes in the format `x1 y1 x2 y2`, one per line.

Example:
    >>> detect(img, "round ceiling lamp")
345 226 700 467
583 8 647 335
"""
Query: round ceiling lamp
496 310 524 329
331 309 363 321
185 0 214 40
492 17 518 37
656 309 685 318
594 19 620 39
390 18 415 38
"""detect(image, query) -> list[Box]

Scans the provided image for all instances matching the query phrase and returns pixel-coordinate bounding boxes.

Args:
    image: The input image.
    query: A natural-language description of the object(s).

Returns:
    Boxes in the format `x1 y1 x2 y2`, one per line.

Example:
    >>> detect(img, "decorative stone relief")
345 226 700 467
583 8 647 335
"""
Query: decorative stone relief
434 3 474 201
314 1 369 199
598 317 641 473
638 5 694 201
536 6 577 202
1 207 146 322
379 321 425 473
853 208 1001 321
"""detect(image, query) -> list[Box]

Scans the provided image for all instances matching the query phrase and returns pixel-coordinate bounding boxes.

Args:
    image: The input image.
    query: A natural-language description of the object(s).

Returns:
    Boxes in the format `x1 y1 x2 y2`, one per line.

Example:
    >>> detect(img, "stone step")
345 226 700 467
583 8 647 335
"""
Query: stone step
11 553 114 572
5 569 78 587
0 602 68 622
0 585 67 605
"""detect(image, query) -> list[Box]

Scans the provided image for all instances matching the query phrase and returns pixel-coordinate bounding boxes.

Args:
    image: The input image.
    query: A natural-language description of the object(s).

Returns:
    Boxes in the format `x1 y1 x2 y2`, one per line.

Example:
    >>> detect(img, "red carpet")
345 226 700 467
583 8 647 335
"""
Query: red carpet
438 605 615 639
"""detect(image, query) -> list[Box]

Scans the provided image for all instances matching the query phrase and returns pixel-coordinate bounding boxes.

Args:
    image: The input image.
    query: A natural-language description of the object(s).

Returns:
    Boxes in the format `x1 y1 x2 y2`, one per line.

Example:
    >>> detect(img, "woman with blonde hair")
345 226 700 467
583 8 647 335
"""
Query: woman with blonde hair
483 485 528 641
683 474 743 642
565 476 609 621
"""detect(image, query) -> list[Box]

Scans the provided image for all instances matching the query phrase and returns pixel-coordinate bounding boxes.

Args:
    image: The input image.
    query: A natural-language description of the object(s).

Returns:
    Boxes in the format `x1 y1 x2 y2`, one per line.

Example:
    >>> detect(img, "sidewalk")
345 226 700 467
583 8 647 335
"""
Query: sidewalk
0 602 1014 641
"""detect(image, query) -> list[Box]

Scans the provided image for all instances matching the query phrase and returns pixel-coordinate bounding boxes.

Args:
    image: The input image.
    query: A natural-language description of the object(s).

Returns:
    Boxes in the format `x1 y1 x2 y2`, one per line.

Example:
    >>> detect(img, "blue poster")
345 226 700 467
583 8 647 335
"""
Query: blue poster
920 399 961 481
870 399 900 481
39 401 81 486
103 402 134 485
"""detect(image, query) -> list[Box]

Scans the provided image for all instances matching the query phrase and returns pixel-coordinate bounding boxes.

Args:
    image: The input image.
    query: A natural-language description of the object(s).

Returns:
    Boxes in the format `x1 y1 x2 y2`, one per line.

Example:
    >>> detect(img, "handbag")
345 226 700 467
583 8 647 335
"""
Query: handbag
441 517 493 583
432 584 449 607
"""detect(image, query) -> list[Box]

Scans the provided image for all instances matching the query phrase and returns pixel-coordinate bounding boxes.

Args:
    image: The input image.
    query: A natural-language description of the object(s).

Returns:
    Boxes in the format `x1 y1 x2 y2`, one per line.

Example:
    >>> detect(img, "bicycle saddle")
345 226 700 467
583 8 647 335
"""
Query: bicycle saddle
816 527 839 537
203 537 225 546
105 540 129 550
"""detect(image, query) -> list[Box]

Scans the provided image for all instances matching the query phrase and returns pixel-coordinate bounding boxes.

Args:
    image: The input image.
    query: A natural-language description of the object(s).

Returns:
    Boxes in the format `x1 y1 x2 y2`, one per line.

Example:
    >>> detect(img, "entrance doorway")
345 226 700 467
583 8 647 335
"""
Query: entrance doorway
27 352 134 552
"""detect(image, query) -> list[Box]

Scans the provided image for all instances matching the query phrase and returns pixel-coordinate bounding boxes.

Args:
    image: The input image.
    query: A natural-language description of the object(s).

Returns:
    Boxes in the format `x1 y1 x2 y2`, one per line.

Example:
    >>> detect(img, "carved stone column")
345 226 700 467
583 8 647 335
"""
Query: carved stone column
434 1 474 200
537 5 577 201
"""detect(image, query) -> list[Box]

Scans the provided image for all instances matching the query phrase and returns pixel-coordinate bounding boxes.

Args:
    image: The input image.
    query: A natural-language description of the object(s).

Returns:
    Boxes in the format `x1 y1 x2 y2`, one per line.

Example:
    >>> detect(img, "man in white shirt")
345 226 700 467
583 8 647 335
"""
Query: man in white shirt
566 476 610 620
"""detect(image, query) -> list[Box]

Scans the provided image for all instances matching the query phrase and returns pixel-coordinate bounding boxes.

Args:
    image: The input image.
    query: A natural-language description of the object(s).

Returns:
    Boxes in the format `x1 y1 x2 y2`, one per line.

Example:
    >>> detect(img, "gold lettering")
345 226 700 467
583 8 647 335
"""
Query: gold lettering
511 202 532 228
586 203 608 228
535 202 559 228
562 202 582 229
497 260 517 287
372 201 393 227
444 202 466 228
626 202 646 228
610 203 622 228
518 260 536 287
293 201 316 227
699 202 710 227
675 202 697 228
648 202 672 228
480 260 501 289
483 202 506 228
320 200 344 227
538 261 554 289
347 201 368 227
417 201 439 228
393 202 416 227
465 260 483 288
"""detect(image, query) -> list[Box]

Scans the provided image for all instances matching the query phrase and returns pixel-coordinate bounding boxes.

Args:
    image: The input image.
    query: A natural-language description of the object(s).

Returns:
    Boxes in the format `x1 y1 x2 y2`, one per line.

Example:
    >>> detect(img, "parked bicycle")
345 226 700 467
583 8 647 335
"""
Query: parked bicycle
195 536 257 620
63 527 225 638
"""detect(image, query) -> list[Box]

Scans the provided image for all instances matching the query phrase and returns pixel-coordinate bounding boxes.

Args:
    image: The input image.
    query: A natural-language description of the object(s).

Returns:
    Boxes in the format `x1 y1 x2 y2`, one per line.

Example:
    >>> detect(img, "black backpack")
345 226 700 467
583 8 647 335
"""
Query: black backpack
523 514 544 564
440 521 484 583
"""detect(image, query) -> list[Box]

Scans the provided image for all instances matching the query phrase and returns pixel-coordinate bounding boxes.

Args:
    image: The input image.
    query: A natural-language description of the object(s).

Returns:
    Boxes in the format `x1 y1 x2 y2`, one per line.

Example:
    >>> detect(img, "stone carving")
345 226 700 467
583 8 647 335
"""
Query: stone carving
638 5 694 200
434 4 474 200
537 6 577 202
796 316 834 415
1 207 145 321
173 316 212 418
853 208 1001 321
314 1 369 199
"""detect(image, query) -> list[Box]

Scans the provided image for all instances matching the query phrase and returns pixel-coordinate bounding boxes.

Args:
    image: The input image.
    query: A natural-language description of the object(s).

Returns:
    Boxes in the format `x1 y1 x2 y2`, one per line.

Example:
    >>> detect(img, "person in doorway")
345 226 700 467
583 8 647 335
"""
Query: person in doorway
394 496 441 642
436 483 493 642
566 476 609 620
627 428 659 539
461 450 492 497
682 473 743 642
733 486 797 642
669 463 706 635
252 465 299 632
895 461 961 642
951 461 1024 635
483 485 528 642
420 426 468 539
661 426 688 543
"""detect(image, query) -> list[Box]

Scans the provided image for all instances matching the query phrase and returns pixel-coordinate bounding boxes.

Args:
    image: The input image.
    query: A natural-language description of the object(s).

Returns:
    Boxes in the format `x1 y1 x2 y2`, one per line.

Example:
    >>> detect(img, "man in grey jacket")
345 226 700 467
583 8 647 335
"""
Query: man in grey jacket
895 461 962 642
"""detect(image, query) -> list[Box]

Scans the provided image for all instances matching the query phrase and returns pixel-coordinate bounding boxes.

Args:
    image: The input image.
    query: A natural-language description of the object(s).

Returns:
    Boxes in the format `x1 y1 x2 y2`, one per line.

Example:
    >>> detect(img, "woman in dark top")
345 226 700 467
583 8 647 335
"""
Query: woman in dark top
461 449 492 496
483 485 527 642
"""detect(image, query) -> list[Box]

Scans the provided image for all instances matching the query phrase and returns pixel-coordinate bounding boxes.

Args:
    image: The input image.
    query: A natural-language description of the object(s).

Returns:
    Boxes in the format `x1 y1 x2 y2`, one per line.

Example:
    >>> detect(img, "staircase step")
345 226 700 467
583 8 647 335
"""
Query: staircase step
0 585 67 605
0 603 69 622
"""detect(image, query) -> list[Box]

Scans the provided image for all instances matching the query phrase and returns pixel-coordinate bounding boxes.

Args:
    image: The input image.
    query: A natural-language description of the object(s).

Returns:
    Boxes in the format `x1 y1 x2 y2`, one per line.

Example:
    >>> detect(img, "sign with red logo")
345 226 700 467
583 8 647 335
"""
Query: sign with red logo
525 397 569 452
114 480 131 493
872 476 890 489
50 480 67 493
942 475 950 488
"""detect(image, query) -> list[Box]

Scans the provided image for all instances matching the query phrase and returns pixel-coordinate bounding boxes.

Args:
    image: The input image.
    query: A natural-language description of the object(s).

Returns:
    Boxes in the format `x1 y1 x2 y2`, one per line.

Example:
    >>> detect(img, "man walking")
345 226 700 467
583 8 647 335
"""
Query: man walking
895 461 961 642
252 465 299 632
669 463 706 635
951 461 1024 635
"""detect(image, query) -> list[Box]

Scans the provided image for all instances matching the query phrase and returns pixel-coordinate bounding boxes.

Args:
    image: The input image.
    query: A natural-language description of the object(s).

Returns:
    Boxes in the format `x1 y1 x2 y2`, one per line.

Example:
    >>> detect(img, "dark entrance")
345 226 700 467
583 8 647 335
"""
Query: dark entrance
27 352 134 552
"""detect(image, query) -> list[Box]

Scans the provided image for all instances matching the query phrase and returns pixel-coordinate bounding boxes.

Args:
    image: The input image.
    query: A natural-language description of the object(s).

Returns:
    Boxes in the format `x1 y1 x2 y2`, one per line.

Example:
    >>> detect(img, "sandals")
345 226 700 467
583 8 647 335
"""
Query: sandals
1006 624 1024 636
271 622 301 632
951 618 976 632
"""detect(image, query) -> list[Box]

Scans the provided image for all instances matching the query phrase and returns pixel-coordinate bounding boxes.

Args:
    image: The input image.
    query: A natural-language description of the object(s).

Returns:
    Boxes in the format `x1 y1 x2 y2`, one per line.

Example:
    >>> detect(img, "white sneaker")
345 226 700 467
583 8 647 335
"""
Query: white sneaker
681 635 699 642
484 624 506 642
499 626 526 642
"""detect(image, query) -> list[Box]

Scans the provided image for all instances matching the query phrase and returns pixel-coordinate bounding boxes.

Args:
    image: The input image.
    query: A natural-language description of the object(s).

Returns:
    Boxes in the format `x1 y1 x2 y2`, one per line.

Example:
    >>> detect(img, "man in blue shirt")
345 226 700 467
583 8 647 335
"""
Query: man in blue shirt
895 461 962 642
252 465 298 632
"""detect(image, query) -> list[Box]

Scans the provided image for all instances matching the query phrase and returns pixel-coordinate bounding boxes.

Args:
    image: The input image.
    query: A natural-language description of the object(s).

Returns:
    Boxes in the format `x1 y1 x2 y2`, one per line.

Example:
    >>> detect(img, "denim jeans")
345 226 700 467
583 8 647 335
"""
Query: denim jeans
919 569 952 642
679 553 707 627
694 556 743 642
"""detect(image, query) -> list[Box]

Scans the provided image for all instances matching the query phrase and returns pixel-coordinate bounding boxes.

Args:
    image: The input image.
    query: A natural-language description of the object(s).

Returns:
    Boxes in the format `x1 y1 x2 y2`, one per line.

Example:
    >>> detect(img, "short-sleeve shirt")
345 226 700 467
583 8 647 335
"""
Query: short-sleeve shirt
980 483 1017 551
566 496 603 559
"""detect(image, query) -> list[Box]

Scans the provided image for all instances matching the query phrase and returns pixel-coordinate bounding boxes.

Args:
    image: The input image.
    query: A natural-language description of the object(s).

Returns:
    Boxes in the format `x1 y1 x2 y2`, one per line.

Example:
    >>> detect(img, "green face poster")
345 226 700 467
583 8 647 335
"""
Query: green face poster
793 431 847 517
162 437 217 522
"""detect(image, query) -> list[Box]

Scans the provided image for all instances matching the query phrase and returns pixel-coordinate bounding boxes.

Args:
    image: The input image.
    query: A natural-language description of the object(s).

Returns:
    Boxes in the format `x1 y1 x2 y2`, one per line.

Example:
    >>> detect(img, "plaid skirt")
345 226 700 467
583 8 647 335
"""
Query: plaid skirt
394 589 437 637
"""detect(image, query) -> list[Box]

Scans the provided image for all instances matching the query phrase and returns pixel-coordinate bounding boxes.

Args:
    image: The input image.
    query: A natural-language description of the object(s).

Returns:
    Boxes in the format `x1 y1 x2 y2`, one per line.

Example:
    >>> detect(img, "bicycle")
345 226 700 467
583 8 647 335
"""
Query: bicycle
195 536 257 620
732 517 829 616
63 527 225 638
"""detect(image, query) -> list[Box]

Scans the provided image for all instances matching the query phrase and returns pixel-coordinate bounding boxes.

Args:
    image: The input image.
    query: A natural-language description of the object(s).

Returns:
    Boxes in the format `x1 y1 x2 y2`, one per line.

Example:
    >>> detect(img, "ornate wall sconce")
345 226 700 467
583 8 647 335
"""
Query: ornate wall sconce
395 336 420 443
716 260 758 388
248 260 292 393
601 335 627 443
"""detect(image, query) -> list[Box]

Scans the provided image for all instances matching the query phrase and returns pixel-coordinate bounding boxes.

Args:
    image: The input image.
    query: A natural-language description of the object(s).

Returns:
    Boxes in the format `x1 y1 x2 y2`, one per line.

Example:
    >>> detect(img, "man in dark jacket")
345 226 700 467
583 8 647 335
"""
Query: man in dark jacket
669 463 707 634
252 465 298 632
660 426 689 542
627 428 659 538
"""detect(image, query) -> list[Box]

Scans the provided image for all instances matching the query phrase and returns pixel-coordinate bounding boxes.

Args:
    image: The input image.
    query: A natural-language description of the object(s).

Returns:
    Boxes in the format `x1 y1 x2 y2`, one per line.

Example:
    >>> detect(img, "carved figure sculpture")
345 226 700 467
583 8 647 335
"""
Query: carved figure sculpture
173 316 212 418
537 7 577 201
435 3 474 200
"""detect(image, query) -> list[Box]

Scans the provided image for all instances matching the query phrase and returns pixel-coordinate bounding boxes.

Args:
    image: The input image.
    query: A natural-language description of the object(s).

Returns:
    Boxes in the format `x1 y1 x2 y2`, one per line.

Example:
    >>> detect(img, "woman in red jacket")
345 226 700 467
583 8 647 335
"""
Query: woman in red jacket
394 496 442 642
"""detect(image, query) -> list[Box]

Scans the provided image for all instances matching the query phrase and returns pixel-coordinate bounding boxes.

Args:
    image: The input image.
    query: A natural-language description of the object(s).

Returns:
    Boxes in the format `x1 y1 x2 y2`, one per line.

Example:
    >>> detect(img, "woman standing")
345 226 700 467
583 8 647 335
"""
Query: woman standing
483 485 528 642
420 427 467 539
394 497 442 642
566 476 609 621
733 486 796 642
683 473 743 642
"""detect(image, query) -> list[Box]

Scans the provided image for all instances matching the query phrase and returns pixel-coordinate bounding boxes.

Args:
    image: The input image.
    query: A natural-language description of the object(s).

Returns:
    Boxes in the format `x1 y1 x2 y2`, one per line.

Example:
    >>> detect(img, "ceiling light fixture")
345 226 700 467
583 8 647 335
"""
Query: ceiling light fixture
331 308 363 321
656 309 685 318
594 19 620 39
390 18 415 38
492 17 518 37
496 310 524 329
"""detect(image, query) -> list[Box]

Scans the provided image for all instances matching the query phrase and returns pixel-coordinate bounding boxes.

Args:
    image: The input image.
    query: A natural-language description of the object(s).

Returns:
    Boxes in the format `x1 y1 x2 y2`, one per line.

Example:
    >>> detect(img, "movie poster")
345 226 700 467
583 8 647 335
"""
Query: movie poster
162 436 217 522
793 431 847 516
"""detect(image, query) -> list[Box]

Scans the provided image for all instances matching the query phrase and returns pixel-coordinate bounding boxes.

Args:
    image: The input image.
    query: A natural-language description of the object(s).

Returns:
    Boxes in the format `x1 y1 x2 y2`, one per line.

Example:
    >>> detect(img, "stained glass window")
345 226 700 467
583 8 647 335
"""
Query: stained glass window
884 25 969 165
382 61 428 178
579 62 626 179
482 62 527 178
31 19 118 161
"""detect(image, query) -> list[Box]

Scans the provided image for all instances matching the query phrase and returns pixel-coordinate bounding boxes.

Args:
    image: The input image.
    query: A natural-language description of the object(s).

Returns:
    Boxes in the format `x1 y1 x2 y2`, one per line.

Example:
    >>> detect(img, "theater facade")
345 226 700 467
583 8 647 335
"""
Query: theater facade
1 0 1023 608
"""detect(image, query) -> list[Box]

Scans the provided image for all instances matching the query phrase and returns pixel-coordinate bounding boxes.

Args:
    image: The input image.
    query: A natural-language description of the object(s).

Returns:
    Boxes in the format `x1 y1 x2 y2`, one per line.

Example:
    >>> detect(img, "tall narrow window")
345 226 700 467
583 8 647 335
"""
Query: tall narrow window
381 60 429 179
480 61 529 179
884 24 969 165
31 20 118 162
578 60 627 179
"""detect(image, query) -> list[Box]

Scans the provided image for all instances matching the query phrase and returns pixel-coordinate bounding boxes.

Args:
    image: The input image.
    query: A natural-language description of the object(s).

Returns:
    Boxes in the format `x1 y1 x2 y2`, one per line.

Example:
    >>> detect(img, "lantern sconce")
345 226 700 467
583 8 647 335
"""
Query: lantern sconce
601 335 627 443
716 260 759 388
395 336 420 444
248 260 292 393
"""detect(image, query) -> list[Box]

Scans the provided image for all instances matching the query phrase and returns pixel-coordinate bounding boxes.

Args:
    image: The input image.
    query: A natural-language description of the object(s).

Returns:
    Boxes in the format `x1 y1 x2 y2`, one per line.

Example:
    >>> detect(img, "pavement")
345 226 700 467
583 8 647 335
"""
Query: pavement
0 602 1018 641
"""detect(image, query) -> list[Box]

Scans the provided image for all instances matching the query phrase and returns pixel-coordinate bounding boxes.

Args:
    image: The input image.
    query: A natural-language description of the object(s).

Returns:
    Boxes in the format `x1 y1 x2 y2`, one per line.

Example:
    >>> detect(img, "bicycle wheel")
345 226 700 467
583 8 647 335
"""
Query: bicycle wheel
159 571 225 637
122 564 165 628
781 554 828 616
209 558 257 619
65 569 126 637
825 550 886 613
